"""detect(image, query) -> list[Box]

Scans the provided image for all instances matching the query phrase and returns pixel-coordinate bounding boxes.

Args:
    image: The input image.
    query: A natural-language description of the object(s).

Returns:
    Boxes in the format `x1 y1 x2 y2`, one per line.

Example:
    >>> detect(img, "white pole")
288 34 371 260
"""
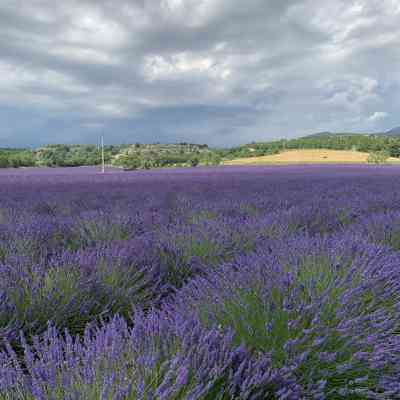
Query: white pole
101 135 105 173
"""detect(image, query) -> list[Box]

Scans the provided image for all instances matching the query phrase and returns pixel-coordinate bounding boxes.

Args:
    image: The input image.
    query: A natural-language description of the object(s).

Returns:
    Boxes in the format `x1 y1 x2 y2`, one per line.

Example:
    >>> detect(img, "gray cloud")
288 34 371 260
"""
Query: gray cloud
0 0 399 147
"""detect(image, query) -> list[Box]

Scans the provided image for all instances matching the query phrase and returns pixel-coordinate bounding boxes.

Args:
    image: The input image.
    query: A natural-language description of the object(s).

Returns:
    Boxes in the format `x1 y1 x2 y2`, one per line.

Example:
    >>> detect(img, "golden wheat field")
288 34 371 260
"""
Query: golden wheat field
224 149 400 165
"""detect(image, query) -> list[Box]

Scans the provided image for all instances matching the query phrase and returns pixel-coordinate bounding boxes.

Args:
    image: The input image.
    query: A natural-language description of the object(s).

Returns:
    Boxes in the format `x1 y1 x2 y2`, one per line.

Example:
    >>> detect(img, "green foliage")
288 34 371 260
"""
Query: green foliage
3 133 400 169
1 261 154 344
35 144 105 167
199 256 352 366
159 236 222 288
190 156 199 167
222 134 400 160
113 143 215 170
14 151 36 167
0 154 8 168
196 254 387 396
117 153 142 170
387 143 400 157
0 149 35 168
2 267 98 338
367 150 390 164
201 152 221 166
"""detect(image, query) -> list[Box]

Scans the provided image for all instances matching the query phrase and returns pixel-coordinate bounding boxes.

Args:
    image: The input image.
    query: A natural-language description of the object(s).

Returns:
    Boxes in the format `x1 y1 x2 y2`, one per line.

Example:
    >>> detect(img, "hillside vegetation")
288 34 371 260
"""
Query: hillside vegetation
224 149 400 165
220 133 400 160
114 142 220 170
0 143 220 169
2 131 400 169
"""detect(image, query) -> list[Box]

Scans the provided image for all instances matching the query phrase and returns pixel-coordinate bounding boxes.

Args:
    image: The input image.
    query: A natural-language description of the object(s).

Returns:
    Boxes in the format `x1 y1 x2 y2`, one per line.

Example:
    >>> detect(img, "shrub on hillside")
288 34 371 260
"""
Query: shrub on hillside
367 150 390 164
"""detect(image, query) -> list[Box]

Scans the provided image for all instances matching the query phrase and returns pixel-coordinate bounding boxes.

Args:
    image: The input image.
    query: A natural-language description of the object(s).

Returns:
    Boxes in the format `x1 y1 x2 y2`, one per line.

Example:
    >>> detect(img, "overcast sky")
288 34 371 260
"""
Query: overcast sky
0 0 399 147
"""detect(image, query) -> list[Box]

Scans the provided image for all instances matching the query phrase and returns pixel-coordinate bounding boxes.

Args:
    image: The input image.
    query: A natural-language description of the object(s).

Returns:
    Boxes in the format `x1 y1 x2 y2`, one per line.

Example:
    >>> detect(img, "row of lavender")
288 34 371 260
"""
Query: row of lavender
1 166 400 399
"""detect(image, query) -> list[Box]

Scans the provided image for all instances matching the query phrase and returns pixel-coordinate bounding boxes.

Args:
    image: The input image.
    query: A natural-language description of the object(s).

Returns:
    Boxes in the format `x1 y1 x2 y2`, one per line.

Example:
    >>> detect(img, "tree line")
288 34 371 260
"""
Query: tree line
114 144 221 170
0 143 221 169
2 134 400 169
0 149 35 168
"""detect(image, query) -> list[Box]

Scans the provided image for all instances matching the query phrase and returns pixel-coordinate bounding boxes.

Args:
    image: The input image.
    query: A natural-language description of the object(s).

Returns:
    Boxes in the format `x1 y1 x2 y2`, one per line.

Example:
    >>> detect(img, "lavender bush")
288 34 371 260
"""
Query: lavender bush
175 234 400 397
0 165 400 398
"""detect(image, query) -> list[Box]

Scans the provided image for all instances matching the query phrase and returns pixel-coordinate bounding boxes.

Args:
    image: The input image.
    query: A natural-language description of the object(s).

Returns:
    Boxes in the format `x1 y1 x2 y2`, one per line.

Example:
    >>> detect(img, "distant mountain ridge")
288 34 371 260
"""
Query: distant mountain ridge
385 126 400 136
304 126 400 138
303 131 367 138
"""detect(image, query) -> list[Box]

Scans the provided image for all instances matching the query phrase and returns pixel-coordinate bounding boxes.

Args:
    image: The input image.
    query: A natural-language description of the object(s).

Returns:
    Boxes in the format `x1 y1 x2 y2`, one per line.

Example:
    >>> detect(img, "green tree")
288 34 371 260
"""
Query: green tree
0 153 9 168
388 143 400 158
202 152 221 166
190 156 199 167
118 154 141 170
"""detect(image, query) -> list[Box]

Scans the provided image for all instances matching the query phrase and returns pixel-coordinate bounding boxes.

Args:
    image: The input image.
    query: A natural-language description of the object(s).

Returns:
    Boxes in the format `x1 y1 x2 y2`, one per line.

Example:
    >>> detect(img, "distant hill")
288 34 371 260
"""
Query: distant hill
302 131 333 138
385 126 400 136
305 126 400 138
221 129 400 160
2 126 400 169
303 131 368 139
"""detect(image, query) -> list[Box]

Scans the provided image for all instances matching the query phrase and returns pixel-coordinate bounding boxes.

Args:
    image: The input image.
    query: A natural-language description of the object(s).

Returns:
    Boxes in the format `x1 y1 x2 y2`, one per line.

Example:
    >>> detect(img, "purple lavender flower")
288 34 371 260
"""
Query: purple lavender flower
1 165 400 397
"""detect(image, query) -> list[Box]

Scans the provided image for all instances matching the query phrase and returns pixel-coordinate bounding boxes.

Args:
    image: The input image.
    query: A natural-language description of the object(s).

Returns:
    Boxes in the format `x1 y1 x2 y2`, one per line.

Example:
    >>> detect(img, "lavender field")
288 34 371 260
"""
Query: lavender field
1 165 400 399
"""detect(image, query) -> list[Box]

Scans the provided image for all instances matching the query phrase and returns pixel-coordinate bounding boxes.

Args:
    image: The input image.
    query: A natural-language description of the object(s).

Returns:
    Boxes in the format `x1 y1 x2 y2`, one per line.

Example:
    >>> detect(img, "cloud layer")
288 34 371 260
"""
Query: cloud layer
0 0 399 147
